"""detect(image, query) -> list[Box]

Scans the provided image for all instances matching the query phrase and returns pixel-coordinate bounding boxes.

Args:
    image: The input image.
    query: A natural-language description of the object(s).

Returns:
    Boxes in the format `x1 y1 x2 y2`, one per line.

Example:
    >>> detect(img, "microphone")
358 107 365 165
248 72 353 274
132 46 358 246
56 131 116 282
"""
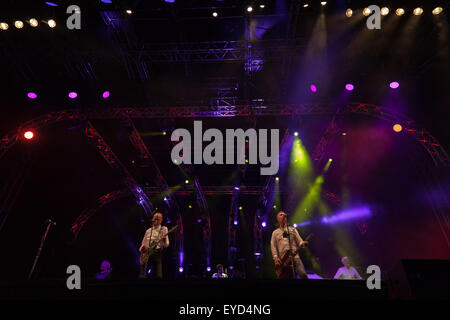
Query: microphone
46 219 56 226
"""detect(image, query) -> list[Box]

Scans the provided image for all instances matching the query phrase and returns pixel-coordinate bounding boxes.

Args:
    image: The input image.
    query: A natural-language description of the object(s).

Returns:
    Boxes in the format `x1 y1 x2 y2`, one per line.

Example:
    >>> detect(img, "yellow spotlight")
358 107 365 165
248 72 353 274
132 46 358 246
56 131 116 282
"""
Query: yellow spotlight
320 1 327 6
363 8 371 16
413 8 423 16
393 124 402 132
212 12 218 17
396 8 405 16
381 7 389 16
303 4 309 8
14 20 24 29
260 5 265 9
247 6 253 13
48 19 56 28
126 9 132 14
432 7 443 15
29 18 38 27
0 22 8 30
345 9 353 18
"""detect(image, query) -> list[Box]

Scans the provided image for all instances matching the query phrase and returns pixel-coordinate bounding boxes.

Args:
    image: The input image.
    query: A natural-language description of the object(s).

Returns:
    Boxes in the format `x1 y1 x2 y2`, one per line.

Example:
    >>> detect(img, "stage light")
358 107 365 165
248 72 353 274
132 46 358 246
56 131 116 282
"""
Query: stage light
165 0 175 3
413 8 423 16
393 124 402 132
254 252 261 256
0 22 8 30
396 8 405 16
432 7 443 15
212 12 218 17
68 91 78 99
206 267 211 272
233 220 238 226
328 158 333 162
185 179 189 184
363 8 371 16
345 9 353 18
342 132 347 136
188 204 192 209
310 84 317 93
27 92 37 99
48 19 56 28
294 132 299 137
178 267 184 273
275 177 279 182
197 219 202 223
320 1 327 6
29 19 38 27
381 7 389 16
102 91 110 99
162 131 167 135
229 266 234 270
273 205 277 209
293 223 298 228
101 0 112 3
24 131 34 140
261 221 267 228
345 83 354 91
389 81 400 89
15 21 24 29
45 2 58 6
234 186 240 190
303 4 309 8
126 9 132 14
260 5 265 9
239 206 243 210
247 6 253 13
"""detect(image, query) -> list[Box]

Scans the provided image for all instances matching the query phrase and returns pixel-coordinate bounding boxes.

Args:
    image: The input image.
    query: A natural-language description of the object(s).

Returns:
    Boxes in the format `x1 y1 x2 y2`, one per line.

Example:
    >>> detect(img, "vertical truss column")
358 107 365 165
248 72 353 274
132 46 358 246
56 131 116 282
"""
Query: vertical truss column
83 120 153 216
312 114 339 163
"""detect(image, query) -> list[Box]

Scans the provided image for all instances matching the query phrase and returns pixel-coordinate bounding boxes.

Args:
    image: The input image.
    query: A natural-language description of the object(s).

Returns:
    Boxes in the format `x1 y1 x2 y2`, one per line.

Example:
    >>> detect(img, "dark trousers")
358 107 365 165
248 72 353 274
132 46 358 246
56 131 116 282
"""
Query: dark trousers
140 250 162 279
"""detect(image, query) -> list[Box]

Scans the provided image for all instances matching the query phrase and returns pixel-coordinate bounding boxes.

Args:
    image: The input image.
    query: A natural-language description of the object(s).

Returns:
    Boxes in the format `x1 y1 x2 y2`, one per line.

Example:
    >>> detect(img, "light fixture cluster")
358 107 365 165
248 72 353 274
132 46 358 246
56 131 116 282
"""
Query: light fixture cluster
0 18 56 30
345 7 443 18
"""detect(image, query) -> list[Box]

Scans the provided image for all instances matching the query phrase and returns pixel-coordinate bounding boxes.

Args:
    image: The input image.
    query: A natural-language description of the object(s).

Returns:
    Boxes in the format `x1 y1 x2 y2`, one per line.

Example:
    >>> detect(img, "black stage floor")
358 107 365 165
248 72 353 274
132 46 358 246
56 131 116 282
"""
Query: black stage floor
1 279 388 300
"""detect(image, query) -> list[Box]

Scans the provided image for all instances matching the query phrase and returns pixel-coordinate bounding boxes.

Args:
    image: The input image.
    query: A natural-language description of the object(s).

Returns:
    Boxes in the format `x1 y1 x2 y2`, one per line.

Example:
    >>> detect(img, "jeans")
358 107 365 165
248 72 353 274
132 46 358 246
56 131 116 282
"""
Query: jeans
140 250 162 279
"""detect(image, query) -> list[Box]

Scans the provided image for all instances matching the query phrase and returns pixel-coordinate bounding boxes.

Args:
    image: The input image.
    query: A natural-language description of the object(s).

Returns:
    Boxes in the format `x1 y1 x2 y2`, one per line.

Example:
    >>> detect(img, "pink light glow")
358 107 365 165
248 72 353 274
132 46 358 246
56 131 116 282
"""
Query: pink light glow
389 81 399 89
310 84 317 93
345 84 354 91
68 92 78 99
27 92 37 99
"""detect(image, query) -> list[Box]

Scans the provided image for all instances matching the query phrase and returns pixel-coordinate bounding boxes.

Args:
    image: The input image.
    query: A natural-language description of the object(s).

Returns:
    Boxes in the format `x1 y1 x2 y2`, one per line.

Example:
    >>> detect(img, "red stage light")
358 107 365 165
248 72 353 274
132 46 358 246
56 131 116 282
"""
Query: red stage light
24 130 35 140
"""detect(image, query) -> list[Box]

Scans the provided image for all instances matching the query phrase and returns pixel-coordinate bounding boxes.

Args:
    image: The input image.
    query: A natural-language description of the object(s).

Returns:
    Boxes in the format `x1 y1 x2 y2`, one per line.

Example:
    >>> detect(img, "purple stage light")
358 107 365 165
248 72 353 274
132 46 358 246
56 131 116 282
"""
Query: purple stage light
102 91 110 99
45 2 58 6
165 0 175 3
389 81 400 89
68 92 78 99
101 0 112 3
197 219 202 223
178 267 184 273
233 220 238 226
229 266 234 270
321 207 371 224
261 221 267 228
206 266 211 272
254 252 261 256
310 84 317 93
234 186 240 191
27 92 37 99
345 83 354 91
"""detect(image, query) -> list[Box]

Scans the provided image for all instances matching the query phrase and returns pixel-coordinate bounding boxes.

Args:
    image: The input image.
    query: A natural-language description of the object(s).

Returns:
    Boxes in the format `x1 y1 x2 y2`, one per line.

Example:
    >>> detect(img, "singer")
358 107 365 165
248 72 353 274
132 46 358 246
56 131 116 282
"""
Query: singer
139 212 169 279
270 211 308 279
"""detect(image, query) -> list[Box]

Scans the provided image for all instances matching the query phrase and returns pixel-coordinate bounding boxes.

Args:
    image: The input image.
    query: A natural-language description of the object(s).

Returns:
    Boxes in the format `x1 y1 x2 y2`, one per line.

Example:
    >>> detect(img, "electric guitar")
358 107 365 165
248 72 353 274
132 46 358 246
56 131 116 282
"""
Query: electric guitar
140 225 178 265
275 233 313 278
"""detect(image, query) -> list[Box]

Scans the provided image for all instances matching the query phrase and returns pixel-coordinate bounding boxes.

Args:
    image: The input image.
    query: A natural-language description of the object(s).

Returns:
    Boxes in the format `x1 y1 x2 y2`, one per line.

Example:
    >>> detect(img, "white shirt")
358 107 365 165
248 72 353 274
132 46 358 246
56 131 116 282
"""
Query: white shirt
334 266 362 279
270 226 304 260
141 225 169 250
212 273 228 278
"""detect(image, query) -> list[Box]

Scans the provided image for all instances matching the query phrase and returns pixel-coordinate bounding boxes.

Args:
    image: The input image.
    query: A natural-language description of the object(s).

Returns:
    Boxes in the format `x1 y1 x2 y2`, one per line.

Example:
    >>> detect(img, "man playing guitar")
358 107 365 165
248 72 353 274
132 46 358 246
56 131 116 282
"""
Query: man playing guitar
139 212 169 278
270 211 309 279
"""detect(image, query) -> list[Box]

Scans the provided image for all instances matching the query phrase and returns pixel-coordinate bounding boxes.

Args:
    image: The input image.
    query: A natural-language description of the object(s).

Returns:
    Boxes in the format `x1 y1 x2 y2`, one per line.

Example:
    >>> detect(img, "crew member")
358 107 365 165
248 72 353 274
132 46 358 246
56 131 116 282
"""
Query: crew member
212 264 228 278
333 256 362 279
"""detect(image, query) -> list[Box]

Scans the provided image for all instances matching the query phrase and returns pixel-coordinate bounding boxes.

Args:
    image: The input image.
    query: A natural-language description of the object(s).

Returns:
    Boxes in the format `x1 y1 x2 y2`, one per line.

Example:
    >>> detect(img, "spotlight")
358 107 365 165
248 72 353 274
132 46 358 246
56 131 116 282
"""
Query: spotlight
320 1 327 6
396 8 405 16
261 221 267 228
294 132 299 137
178 267 184 273
273 205 277 209
27 92 37 99
0 22 8 30
162 131 167 135
389 81 399 89
68 91 78 99
381 7 389 16
303 4 309 8
48 19 56 28
328 158 333 162
14 20 24 29
239 206 243 210
393 124 402 132
260 5 265 9
212 12 218 17
24 131 35 140
102 91 110 99
206 267 211 272
29 19 38 27
275 177 279 182
345 9 353 18
234 186 240 190
310 84 317 93
363 8 371 16
247 6 253 13
345 83 354 91
342 132 347 136
188 204 192 209
185 179 189 184
413 8 423 16
293 223 298 228
126 9 132 14
197 219 202 223
233 220 238 226
432 7 443 15
45 2 58 7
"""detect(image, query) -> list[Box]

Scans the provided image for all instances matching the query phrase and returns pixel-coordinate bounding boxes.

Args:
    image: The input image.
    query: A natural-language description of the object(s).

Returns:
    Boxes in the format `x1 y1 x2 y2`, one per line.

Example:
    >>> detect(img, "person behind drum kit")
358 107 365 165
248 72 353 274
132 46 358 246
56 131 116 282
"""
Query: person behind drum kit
139 212 169 278
212 264 228 278
333 256 362 280
270 211 309 279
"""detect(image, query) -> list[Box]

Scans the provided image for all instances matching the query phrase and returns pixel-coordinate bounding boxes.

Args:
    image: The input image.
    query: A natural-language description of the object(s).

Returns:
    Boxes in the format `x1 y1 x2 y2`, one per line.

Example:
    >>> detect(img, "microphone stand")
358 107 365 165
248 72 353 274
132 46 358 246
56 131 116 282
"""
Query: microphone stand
28 219 55 280
285 216 296 279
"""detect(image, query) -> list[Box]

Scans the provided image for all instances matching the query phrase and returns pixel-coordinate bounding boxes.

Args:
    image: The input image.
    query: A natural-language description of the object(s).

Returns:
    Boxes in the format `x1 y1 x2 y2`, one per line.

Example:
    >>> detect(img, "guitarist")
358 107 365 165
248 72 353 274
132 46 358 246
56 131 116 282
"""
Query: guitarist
139 212 169 278
270 211 309 279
